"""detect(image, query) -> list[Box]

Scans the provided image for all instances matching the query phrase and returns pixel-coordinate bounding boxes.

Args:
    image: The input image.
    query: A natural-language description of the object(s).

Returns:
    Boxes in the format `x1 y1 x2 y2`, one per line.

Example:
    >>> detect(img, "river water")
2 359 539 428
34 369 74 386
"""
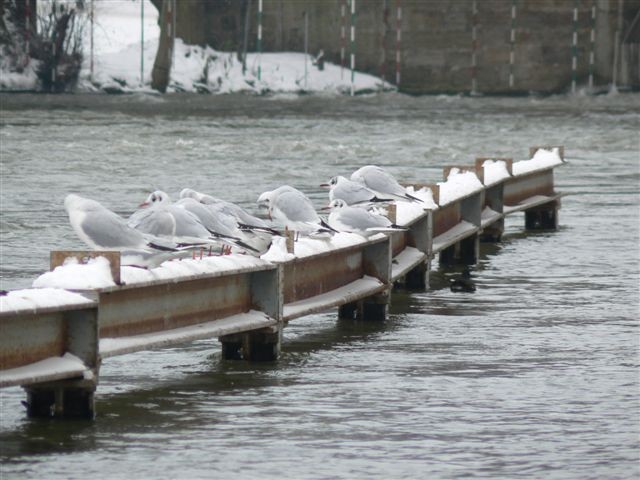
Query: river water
0 92 638 479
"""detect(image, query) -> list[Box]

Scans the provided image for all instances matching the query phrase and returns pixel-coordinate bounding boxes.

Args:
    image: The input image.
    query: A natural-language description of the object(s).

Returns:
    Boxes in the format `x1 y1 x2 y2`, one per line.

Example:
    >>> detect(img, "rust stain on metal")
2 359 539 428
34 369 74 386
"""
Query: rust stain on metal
433 203 461 236
283 249 363 304
98 274 251 338
504 170 555 205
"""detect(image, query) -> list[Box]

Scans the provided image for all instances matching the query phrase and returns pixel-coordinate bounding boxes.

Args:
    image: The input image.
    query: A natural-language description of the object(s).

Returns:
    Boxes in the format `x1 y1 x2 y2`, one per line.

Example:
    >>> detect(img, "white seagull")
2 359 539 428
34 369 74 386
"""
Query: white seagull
180 188 276 234
325 199 407 237
351 165 423 202
64 194 198 265
321 175 394 205
257 185 335 235
130 191 259 253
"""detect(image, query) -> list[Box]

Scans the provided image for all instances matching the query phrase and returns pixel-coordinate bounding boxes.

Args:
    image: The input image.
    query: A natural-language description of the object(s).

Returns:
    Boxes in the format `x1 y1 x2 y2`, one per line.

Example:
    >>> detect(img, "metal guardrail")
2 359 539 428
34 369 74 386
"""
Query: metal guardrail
0 146 566 418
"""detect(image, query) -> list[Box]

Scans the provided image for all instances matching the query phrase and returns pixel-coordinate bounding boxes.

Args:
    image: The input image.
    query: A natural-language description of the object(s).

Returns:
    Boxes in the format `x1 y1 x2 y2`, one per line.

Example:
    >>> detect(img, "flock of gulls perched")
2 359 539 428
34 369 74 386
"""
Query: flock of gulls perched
64 164 426 269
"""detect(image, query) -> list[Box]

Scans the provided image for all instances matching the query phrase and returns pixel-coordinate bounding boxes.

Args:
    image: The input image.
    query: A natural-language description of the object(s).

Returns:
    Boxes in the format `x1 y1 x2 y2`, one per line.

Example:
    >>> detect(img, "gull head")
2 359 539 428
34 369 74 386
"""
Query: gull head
140 190 171 208
326 199 348 211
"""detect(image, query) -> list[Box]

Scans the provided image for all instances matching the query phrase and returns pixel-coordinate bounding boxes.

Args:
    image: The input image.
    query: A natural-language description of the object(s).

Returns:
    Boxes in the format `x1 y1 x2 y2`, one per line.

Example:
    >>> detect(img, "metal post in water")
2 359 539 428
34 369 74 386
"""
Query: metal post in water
571 1 579 94
588 1 596 91
395 0 401 87
257 0 263 81
509 0 516 89
350 0 356 96
471 0 478 95
141 0 144 86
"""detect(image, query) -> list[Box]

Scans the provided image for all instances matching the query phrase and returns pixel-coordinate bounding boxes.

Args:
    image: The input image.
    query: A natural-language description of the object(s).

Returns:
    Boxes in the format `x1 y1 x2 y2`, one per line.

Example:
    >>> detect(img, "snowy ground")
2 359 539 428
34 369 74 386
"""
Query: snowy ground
0 0 392 95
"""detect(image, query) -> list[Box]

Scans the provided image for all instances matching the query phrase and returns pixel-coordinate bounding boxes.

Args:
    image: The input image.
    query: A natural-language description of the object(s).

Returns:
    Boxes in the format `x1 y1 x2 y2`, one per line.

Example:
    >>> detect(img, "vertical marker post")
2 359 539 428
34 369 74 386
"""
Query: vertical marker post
509 0 516 89
257 0 263 81
350 0 356 96
589 1 596 91
572 1 579 94
395 0 401 87
304 10 308 90
140 0 144 86
341 0 346 79
471 0 478 94
381 0 388 82
90 0 94 81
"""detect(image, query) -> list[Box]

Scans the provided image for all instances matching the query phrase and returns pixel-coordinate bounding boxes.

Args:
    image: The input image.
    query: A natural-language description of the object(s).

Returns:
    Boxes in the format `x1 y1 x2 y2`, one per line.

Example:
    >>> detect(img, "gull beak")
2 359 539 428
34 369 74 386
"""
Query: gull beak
319 183 330 188
139 201 150 208
320 205 331 211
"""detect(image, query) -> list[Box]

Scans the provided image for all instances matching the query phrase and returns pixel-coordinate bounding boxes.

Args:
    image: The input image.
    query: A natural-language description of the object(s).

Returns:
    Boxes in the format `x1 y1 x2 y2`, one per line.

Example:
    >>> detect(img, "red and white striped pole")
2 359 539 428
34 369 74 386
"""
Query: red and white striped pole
395 0 401 87
91 0 95 81
509 0 516 89
350 0 356 96
471 0 478 94
588 1 596 91
140 0 144 86
341 0 346 79
571 1 578 94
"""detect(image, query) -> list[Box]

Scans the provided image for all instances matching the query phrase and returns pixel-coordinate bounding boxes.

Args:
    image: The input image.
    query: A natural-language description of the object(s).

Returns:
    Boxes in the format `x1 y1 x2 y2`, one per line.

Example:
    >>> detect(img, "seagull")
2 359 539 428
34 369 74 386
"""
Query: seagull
320 175 393 205
180 188 277 234
325 199 407 237
130 191 259 253
351 165 423 202
257 185 336 235
64 194 198 255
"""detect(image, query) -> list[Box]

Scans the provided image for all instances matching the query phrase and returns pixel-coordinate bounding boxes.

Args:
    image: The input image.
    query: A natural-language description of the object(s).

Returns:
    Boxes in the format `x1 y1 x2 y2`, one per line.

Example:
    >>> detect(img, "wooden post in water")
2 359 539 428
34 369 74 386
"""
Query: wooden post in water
151 0 174 92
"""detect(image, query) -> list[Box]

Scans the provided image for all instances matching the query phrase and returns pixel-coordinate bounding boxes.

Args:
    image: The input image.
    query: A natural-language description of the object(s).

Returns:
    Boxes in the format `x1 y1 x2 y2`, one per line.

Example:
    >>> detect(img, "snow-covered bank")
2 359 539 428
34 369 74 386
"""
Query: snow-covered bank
1 0 391 95
85 38 393 95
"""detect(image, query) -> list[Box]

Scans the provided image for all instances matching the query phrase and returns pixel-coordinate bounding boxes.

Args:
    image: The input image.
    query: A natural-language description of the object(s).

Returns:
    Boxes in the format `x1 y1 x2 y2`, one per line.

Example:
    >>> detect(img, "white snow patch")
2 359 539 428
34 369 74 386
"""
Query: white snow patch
0 288 94 313
0 353 88 387
32 257 115 289
260 237 295 262
396 187 437 226
83 38 391 95
512 147 564 176
120 254 270 285
482 160 512 186
437 169 484 205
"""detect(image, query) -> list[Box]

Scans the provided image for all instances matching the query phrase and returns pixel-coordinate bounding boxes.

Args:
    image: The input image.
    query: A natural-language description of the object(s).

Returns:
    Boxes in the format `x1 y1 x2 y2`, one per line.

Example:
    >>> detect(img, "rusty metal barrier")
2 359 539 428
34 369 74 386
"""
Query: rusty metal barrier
0 146 566 419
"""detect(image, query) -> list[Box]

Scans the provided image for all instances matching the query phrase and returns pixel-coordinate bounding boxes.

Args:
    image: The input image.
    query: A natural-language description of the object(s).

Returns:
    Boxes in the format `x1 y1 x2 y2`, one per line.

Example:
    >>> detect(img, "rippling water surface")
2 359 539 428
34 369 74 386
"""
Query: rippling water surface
1 92 638 479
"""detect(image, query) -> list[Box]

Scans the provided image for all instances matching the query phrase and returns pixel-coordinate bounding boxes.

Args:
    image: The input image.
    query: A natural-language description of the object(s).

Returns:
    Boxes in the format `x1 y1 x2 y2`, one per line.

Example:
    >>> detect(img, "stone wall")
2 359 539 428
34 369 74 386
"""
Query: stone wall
173 0 640 94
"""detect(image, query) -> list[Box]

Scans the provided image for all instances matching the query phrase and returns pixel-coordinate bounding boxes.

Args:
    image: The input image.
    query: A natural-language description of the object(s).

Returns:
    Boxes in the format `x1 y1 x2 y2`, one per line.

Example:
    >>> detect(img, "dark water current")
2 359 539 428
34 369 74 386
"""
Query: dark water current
0 92 639 479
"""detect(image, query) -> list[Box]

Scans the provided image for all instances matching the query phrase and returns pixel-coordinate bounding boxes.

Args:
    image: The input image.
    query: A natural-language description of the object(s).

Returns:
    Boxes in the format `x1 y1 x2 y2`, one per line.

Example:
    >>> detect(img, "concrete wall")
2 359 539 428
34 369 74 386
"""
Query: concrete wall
175 0 640 94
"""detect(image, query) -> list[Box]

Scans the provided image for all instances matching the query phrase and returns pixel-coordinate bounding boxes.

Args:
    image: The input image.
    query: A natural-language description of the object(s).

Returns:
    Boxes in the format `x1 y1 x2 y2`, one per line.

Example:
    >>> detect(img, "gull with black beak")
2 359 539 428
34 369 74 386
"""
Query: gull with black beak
351 165 423 203
257 185 336 236
320 175 393 205
324 199 407 237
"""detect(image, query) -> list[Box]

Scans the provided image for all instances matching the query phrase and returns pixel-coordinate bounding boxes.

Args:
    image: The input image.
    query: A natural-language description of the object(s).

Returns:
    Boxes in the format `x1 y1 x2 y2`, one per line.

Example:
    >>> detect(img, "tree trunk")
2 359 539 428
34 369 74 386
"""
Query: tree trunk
151 0 174 93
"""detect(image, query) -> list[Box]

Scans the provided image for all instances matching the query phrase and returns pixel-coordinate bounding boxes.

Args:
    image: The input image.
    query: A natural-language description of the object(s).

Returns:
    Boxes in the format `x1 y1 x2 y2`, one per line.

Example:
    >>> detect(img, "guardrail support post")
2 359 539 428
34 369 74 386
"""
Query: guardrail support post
404 211 432 290
220 265 282 362
361 237 391 321
23 307 99 419
439 193 481 266
480 184 505 242
525 201 559 230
